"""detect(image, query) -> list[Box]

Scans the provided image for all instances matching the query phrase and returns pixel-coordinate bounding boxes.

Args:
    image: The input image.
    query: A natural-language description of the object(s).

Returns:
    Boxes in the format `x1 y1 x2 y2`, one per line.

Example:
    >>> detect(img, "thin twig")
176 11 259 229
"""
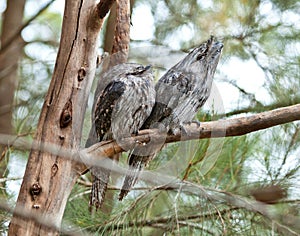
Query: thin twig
0 177 23 183
275 124 300 179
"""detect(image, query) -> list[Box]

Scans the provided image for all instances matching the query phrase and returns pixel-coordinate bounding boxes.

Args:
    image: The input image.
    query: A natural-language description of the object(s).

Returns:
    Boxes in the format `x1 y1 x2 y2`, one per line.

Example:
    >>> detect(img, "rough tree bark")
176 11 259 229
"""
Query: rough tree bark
8 0 115 235
102 0 134 54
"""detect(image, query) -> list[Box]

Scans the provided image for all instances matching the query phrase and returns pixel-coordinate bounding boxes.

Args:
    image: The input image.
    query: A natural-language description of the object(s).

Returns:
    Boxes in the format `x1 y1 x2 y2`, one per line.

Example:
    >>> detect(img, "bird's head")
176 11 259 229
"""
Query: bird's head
176 36 223 75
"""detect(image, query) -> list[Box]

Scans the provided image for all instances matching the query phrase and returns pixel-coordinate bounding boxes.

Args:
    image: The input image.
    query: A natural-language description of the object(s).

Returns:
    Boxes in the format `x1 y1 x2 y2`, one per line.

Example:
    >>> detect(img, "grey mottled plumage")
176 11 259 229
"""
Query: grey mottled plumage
90 63 155 209
119 36 223 200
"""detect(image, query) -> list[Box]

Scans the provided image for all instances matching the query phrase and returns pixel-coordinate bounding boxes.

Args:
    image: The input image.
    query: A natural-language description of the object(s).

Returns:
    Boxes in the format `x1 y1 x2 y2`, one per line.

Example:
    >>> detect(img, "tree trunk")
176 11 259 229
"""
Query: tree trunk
8 0 114 235
0 0 25 136
0 0 26 184
103 0 134 53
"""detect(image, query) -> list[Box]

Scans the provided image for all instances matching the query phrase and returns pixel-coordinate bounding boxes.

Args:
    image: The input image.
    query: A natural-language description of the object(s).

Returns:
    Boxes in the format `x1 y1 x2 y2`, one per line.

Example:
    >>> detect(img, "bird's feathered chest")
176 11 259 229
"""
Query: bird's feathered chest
94 65 155 141
143 67 211 129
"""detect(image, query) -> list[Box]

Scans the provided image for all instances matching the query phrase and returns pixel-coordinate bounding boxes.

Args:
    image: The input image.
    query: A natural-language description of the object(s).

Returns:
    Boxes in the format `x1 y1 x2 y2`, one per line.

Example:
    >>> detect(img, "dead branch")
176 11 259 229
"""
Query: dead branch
85 103 300 158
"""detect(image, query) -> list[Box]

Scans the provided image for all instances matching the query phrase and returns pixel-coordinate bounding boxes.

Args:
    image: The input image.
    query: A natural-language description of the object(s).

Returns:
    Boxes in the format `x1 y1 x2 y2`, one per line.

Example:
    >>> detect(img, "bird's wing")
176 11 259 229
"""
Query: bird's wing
94 80 127 141
144 69 197 128
111 73 155 140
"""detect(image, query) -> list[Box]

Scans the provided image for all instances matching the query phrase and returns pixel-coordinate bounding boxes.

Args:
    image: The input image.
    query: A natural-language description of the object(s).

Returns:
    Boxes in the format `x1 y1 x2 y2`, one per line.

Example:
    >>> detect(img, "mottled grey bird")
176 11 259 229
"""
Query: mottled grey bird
119 36 223 200
90 63 155 209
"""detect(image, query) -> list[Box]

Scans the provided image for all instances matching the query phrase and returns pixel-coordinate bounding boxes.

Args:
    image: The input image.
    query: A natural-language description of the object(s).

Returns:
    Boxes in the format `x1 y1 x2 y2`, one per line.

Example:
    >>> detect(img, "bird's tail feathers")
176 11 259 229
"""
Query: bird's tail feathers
89 167 111 210
119 157 145 200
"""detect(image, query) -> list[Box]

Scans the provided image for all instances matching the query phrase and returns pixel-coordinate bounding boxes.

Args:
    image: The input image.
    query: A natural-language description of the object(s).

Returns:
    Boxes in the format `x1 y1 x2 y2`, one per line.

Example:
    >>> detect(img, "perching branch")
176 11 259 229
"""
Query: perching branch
84 103 300 159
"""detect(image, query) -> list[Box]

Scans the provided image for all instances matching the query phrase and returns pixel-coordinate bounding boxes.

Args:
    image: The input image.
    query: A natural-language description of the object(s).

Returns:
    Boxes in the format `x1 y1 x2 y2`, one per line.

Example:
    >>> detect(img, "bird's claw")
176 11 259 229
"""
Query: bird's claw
189 120 201 127
180 121 201 136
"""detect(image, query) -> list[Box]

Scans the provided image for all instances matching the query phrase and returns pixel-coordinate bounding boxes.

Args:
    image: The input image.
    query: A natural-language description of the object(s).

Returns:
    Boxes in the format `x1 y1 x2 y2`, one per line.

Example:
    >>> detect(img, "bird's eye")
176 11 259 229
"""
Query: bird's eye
196 54 205 60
